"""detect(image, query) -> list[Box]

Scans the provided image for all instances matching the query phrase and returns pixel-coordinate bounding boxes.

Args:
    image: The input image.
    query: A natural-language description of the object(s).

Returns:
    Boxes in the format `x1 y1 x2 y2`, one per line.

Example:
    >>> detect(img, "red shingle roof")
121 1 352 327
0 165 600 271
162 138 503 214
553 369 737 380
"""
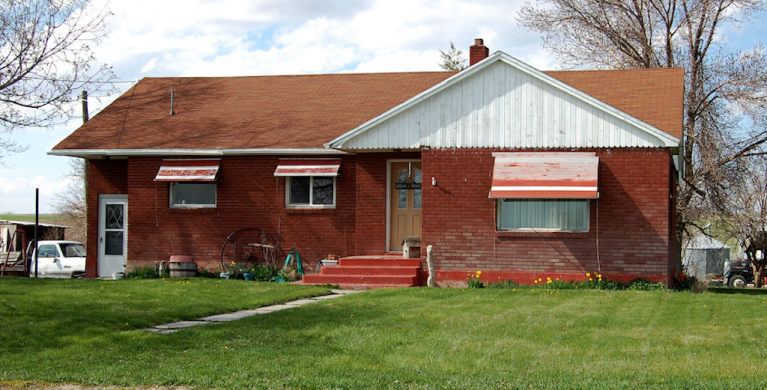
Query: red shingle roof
545 68 684 139
53 67 683 151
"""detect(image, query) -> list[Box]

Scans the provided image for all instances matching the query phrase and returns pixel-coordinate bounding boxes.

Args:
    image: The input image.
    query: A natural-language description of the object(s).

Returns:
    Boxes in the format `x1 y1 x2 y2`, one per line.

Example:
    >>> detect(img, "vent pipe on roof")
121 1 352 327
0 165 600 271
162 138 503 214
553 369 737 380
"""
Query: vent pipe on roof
81 90 89 124
169 87 176 116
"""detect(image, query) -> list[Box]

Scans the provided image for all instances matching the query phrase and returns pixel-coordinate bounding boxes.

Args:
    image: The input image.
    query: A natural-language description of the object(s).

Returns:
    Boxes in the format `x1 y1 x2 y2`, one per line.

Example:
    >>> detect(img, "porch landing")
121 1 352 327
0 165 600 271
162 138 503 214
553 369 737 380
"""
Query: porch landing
300 254 421 290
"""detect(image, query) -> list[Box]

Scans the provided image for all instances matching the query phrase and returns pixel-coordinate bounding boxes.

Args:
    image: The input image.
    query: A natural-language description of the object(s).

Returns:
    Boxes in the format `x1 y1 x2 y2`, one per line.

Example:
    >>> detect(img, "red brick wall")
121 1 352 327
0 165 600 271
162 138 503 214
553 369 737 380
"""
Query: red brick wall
421 148 676 286
354 152 420 255
85 159 128 278
122 156 357 272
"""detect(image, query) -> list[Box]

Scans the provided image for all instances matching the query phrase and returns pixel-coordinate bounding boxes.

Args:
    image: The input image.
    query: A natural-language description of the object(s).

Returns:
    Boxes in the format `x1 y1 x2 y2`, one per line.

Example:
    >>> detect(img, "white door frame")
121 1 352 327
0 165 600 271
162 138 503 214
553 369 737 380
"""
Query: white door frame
386 159 421 252
98 194 128 277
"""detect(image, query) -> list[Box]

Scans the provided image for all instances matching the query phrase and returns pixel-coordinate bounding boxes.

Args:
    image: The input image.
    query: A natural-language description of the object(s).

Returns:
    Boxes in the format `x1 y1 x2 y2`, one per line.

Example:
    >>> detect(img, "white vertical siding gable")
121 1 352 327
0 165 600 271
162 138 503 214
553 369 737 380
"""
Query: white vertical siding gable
327 52 679 150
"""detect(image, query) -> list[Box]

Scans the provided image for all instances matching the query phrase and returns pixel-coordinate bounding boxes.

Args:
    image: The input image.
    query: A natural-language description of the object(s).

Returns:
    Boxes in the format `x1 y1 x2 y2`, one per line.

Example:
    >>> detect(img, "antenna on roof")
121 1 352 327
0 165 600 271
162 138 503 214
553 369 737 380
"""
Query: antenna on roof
169 87 176 116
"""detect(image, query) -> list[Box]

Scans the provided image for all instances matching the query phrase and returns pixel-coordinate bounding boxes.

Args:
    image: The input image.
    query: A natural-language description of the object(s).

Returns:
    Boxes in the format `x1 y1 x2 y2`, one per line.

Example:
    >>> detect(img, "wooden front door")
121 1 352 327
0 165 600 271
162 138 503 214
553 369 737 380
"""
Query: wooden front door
389 161 422 251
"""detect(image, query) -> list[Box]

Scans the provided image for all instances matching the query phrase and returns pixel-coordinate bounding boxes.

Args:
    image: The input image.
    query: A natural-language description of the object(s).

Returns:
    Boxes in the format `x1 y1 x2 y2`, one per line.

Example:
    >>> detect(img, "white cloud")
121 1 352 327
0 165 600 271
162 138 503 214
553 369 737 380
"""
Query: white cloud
140 58 157 73
0 175 72 214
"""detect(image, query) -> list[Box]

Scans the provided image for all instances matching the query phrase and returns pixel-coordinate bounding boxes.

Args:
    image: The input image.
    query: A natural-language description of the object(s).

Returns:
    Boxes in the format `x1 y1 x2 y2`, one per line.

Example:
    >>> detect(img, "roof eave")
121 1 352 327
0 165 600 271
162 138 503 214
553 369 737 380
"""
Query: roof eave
48 148 351 158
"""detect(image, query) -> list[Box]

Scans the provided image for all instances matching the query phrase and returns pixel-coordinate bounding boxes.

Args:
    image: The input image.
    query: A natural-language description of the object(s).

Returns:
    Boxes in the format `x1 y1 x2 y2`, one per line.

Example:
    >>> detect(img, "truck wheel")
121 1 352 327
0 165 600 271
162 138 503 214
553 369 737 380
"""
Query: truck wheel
728 275 747 288
71 272 85 279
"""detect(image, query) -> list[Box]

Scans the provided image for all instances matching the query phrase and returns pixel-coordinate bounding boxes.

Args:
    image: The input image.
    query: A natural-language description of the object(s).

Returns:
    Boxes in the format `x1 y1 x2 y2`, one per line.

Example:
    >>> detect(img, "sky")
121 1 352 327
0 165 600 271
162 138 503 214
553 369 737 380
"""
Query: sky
1 0 766 214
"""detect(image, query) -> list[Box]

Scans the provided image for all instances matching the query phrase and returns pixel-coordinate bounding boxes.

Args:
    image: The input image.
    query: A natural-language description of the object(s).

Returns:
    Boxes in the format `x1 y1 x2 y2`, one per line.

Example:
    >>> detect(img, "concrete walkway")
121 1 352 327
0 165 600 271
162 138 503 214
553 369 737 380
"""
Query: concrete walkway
142 289 361 334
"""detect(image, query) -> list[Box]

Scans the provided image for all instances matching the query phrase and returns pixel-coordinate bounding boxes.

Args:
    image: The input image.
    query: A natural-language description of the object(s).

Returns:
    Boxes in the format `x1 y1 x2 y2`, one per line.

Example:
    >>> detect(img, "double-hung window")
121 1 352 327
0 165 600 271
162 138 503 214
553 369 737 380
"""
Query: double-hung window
275 159 341 209
490 152 598 232
287 176 335 207
155 159 220 208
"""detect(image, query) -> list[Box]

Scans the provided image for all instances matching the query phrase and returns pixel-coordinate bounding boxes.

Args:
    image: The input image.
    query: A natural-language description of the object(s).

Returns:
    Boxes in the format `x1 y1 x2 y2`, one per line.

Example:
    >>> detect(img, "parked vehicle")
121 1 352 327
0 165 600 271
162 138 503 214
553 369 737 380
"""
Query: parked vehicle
27 241 86 279
724 259 754 288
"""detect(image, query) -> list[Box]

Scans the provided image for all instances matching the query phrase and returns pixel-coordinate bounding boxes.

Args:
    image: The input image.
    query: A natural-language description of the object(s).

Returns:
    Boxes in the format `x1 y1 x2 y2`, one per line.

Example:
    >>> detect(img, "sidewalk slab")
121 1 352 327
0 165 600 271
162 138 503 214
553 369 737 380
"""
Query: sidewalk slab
200 312 257 322
313 294 343 300
155 321 210 329
285 299 317 306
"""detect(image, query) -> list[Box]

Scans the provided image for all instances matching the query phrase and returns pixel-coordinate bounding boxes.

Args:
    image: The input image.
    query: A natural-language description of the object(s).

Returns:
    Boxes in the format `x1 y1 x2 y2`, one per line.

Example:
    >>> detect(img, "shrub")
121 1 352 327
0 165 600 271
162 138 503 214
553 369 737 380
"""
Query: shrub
249 263 279 281
197 269 219 278
277 266 300 283
126 267 159 280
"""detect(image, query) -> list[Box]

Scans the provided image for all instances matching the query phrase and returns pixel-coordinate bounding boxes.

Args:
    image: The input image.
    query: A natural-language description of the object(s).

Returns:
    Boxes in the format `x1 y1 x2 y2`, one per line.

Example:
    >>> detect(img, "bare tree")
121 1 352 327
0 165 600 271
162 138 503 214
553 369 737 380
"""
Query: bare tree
0 0 116 162
439 42 468 71
50 158 86 244
517 0 767 242
711 156 767 287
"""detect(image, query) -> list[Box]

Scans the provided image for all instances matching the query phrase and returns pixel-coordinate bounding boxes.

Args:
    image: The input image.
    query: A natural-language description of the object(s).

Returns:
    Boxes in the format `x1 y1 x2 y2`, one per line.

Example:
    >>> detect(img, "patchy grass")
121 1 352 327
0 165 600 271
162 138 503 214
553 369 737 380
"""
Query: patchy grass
1 281 766 389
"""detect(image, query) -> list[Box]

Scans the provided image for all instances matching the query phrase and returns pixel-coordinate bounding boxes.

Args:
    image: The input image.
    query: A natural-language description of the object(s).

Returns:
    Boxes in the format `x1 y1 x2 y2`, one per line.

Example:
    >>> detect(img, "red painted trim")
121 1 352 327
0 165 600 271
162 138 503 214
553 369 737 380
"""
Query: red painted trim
431 270 668 287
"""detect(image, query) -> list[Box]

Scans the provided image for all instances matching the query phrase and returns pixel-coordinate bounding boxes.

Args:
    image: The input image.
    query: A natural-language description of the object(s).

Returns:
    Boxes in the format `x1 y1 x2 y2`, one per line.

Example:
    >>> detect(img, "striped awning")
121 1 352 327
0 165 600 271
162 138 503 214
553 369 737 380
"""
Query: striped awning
274 159 341 177
489 152 599 199
154 159 220 182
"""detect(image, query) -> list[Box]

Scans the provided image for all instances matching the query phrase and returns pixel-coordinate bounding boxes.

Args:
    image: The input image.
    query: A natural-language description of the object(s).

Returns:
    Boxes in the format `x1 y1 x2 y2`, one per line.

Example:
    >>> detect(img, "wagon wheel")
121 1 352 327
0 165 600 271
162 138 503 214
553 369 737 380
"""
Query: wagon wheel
220 227 261 272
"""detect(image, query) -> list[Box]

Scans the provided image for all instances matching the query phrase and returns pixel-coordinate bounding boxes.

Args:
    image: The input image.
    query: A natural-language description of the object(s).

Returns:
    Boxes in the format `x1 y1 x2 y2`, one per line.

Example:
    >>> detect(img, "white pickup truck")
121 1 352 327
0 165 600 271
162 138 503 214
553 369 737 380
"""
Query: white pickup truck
28 241 86 278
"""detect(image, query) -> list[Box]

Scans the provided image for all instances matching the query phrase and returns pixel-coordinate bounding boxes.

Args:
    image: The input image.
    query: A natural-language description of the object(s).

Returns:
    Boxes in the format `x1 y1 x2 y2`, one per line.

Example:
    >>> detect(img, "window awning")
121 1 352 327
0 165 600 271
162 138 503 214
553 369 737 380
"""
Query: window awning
274 159 341 177
154 159 220 182
489 152 599 199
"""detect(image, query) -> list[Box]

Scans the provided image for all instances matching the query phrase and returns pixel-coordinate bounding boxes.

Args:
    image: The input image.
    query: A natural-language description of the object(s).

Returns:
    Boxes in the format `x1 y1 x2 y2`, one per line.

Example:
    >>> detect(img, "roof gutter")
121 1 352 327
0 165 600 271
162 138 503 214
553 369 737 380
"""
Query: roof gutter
47 148 350 158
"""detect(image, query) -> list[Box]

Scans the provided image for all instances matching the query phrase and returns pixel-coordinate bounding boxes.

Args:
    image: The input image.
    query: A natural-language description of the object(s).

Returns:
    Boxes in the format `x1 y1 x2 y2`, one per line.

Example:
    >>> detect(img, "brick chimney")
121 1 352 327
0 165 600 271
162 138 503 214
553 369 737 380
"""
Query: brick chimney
469 38 489 66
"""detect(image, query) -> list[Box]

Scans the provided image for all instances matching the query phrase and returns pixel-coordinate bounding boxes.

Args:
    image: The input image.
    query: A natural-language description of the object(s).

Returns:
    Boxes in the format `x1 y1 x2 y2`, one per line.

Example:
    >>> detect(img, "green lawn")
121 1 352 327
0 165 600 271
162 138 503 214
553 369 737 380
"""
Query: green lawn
1 279 766 389
0 214 59 222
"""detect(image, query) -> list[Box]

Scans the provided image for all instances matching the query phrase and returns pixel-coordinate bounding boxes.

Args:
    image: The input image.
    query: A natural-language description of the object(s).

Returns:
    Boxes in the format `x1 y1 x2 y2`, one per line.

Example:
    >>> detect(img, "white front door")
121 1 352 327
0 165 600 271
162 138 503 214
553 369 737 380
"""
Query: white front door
98 195 128 277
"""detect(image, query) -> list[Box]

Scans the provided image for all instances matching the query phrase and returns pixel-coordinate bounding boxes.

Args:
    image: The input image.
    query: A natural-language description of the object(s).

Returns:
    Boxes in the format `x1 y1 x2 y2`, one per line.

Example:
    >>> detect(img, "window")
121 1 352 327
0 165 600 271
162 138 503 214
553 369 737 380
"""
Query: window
38 245 59 258
287 176 335 208
170 182 217 207
60 243 86 257
497 199 589 232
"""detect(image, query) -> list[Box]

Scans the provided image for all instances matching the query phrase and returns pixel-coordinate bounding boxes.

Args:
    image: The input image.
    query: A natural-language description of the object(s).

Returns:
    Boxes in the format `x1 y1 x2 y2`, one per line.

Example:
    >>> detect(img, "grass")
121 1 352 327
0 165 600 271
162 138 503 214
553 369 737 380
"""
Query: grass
1 280 767 389
0 214 60 222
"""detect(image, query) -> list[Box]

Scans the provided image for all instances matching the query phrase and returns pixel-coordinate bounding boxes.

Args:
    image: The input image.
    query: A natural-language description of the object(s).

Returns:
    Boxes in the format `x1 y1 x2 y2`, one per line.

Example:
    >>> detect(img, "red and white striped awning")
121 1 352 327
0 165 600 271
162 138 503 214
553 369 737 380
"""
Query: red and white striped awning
274 159 341 177
154 159 220 182
489 152 599 199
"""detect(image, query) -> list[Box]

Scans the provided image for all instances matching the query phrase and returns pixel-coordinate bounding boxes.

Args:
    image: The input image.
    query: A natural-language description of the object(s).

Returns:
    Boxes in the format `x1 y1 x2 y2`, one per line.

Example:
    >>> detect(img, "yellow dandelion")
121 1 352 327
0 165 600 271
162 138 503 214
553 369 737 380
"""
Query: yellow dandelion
477 270 482 275
589 278 593 281
586 273 590 277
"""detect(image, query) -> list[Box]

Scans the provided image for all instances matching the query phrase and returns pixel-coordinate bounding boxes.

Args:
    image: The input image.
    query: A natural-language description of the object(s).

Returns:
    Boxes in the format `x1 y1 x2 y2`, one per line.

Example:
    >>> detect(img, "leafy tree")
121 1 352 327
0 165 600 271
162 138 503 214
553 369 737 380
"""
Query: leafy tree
517 0 767 241
0 0 115 162
439 42 468 71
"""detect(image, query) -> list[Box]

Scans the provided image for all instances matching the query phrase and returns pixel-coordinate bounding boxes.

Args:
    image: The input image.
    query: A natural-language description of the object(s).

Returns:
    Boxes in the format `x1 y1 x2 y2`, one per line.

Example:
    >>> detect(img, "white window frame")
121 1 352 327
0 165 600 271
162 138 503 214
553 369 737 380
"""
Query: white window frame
285 176 336 209
169 182 217 208
496 198 590 232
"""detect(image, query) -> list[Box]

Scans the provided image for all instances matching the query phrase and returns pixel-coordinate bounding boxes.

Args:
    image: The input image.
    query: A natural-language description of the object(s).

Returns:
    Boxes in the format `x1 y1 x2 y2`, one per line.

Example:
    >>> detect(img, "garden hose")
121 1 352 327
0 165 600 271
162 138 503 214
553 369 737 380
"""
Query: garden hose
284 249 304 275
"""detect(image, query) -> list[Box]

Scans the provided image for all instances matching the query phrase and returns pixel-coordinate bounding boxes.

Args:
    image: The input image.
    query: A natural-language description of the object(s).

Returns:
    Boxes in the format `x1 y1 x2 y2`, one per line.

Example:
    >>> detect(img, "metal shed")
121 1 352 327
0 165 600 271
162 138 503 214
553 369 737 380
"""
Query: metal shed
683 235 731 279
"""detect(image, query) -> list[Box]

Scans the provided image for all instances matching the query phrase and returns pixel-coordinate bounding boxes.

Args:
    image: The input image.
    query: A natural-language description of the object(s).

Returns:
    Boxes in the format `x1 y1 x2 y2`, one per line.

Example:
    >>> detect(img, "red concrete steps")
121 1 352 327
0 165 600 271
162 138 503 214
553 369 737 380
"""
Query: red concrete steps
301 254 421 289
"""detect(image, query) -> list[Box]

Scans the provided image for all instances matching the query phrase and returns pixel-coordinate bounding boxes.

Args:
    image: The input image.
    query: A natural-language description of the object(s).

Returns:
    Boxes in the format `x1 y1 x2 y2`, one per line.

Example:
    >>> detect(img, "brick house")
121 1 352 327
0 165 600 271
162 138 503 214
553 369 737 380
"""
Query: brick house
50 40 683 287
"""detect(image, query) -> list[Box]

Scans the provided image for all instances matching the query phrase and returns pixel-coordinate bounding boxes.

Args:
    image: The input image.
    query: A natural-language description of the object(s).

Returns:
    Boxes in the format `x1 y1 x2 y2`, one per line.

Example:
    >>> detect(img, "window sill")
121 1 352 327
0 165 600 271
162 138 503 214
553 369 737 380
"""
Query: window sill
169 207 217 214
285 208 336 214
496 230 590 239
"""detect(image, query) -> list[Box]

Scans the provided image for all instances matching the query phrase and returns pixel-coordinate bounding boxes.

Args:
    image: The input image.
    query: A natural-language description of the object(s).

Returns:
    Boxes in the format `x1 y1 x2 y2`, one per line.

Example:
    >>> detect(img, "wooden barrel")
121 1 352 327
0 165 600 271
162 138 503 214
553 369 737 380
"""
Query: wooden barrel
169 256 197 278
